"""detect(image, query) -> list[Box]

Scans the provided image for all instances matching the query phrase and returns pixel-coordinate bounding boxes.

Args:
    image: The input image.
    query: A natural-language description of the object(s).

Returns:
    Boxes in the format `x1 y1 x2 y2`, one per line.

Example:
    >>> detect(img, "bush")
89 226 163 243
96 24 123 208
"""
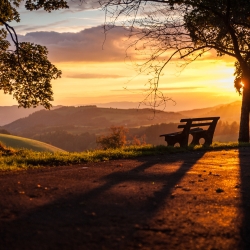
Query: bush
130 135 146 146
96 126 128 150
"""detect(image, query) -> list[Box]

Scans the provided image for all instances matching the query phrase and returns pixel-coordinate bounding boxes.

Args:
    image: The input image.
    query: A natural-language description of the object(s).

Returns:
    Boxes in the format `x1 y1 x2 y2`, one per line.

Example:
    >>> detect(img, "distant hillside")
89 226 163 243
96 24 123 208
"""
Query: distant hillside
3 106 184 135
94 102 140 109
0 102 242 152
0 106 184 151
0 134 66 152
204 101 241 122
179 101 241 122
0 105 63 126
94 101 171 110
178 105 222 118
0 101 241 128
0 106 44 126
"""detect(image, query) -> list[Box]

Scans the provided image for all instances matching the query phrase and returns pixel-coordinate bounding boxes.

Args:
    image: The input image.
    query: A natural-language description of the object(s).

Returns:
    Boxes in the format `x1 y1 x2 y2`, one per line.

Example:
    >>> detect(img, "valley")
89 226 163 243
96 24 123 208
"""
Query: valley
0 101 241 152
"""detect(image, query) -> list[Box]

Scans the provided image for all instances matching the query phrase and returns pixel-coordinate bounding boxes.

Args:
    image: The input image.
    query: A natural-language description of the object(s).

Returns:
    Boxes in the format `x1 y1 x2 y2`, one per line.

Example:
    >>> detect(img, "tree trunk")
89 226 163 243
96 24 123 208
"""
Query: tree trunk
239 78 250 142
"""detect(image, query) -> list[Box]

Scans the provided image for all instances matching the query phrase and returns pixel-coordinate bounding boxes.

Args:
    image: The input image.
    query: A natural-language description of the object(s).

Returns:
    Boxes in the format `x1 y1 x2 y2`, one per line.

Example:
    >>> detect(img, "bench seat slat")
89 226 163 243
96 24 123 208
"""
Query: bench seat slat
160 132 180 137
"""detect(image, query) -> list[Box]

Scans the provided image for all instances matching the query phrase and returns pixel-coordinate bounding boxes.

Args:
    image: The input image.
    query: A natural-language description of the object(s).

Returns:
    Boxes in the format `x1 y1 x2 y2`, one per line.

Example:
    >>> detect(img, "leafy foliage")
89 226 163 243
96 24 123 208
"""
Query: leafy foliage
0 0 68 108
0 42 61 108
0 141 16 156
96 126 128 149
234 60 250 95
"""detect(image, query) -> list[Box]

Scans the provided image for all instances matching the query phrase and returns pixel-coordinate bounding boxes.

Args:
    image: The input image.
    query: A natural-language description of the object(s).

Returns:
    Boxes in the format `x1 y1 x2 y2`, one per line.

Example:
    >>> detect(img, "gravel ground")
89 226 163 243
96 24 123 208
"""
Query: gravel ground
0 148 250 250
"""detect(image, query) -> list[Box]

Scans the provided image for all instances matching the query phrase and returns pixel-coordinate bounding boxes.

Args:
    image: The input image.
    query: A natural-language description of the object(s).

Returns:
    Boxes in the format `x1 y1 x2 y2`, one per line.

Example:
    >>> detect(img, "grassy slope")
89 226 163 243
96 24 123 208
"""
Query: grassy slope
0 142 249 172
0 134 66 153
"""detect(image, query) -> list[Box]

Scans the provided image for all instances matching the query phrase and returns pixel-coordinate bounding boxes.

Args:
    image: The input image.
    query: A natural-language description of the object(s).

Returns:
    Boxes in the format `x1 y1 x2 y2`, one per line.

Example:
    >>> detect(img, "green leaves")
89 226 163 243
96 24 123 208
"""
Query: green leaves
0 42 61 108
25 0 69 12
0 0 21 22
0 0 68 109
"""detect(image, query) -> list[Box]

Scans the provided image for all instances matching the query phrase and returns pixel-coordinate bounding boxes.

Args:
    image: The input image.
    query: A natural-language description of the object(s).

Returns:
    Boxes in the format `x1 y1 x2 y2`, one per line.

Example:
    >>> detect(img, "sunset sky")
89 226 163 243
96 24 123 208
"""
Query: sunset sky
4 1 241 111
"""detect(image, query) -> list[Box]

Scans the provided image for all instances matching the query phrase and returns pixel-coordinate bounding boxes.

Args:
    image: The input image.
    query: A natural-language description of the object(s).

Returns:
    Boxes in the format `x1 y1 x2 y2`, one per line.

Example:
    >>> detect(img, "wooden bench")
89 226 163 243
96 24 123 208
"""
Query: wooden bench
160 117 220 147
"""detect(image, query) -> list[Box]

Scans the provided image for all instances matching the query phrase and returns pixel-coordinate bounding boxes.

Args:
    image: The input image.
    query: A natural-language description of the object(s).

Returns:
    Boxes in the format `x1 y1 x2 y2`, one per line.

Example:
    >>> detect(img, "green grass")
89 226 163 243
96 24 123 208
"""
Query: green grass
0 141 249 172
0 134 65 153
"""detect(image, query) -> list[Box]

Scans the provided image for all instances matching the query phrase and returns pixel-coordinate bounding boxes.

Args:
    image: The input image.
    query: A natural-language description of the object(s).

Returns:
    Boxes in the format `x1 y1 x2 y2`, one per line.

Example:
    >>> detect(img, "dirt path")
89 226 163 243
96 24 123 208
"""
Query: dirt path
0 148 250 250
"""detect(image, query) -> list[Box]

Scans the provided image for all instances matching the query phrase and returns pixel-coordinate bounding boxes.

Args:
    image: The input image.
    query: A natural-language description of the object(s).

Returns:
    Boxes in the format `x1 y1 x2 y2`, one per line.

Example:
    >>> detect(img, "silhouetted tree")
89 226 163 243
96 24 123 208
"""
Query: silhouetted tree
99 0 250 142
0 0 67 108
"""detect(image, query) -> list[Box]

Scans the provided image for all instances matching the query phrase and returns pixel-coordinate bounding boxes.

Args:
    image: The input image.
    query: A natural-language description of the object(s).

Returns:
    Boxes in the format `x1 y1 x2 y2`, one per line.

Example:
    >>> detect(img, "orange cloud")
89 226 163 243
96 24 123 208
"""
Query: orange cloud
17 26 134 62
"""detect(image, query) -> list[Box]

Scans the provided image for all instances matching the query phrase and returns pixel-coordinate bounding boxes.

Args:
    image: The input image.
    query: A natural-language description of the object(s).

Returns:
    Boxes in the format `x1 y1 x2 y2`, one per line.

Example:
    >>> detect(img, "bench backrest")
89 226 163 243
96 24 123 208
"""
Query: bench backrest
178 117 220 130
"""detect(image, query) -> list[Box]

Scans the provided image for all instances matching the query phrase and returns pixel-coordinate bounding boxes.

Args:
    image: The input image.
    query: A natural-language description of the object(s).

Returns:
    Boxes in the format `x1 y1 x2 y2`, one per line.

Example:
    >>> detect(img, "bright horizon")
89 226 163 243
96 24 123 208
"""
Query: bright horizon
3 1 241 111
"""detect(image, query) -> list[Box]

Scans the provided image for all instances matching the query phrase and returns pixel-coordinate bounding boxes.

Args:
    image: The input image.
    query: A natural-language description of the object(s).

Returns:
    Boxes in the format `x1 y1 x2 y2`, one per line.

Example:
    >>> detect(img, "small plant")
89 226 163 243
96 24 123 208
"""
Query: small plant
0 142 16 156
96 126 128 150
130 135 146 146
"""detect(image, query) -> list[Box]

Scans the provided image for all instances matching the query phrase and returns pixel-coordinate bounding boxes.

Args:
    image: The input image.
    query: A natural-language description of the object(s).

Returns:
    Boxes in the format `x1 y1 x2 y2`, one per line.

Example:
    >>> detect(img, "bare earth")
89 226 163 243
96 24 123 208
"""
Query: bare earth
0 148 250 250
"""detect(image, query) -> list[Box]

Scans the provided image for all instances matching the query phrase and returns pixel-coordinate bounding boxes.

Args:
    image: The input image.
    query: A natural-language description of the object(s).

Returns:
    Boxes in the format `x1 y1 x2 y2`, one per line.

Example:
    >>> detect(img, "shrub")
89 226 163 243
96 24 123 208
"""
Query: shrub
130 135 146 146
96 126 128 150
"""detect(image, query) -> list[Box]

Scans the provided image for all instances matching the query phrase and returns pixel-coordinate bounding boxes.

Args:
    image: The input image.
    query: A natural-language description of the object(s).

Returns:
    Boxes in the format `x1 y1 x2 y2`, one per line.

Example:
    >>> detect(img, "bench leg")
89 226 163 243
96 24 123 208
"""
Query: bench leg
190 135 200 145
179 137 189 147
165 136 188 147
204 136 213 146
191 133 213 146
165 138 177 147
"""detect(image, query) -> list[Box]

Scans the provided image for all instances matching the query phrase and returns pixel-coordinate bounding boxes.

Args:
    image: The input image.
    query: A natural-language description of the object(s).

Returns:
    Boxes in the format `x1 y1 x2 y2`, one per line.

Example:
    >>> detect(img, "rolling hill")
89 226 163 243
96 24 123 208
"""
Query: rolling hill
2 105 184 135
178 105 223 118
0 101 241 151
178 101 241 122
0 134 66 152
0 105 63 126
0 106 44 126
203 101 241 122
1 102 242 139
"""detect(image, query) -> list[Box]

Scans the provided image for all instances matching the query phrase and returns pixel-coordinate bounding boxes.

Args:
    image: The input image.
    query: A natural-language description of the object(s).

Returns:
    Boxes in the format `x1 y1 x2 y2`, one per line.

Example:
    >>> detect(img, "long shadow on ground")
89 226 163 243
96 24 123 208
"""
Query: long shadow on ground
0 152 206 250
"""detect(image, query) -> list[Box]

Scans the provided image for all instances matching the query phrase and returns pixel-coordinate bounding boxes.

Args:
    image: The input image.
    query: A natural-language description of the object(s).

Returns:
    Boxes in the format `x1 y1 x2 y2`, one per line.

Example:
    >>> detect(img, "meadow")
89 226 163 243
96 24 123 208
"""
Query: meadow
0 134 66 153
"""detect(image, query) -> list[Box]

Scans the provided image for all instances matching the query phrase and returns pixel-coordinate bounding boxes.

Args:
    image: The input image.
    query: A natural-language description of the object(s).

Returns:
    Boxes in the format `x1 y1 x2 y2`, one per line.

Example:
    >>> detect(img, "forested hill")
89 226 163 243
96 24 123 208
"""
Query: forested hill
0 106 44 126
0 102 241 152
204 101 241 122
2 106 183 135
0 105 63 126
179 101 241 122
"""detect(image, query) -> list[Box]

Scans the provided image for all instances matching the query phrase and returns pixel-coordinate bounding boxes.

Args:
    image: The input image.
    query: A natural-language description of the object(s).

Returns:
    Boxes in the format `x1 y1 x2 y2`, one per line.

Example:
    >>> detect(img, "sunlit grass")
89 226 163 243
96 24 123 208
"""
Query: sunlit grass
0 141 249 171
0 134 66 153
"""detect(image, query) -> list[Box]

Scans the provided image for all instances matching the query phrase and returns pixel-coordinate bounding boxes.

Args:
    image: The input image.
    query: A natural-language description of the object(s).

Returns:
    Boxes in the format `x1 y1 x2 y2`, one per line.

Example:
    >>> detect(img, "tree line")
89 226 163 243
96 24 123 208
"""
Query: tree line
22 120 240 151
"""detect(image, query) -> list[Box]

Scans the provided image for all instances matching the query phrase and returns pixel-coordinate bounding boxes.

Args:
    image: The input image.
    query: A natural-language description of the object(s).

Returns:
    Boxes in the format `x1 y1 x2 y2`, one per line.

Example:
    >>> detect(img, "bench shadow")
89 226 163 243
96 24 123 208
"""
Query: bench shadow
0 152 205 250
238 147 250 250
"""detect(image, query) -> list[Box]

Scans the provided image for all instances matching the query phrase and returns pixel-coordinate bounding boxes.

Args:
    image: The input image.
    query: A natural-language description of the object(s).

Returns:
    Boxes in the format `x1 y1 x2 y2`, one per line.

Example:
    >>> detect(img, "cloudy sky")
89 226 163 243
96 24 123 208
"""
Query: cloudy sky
3 1 241 111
